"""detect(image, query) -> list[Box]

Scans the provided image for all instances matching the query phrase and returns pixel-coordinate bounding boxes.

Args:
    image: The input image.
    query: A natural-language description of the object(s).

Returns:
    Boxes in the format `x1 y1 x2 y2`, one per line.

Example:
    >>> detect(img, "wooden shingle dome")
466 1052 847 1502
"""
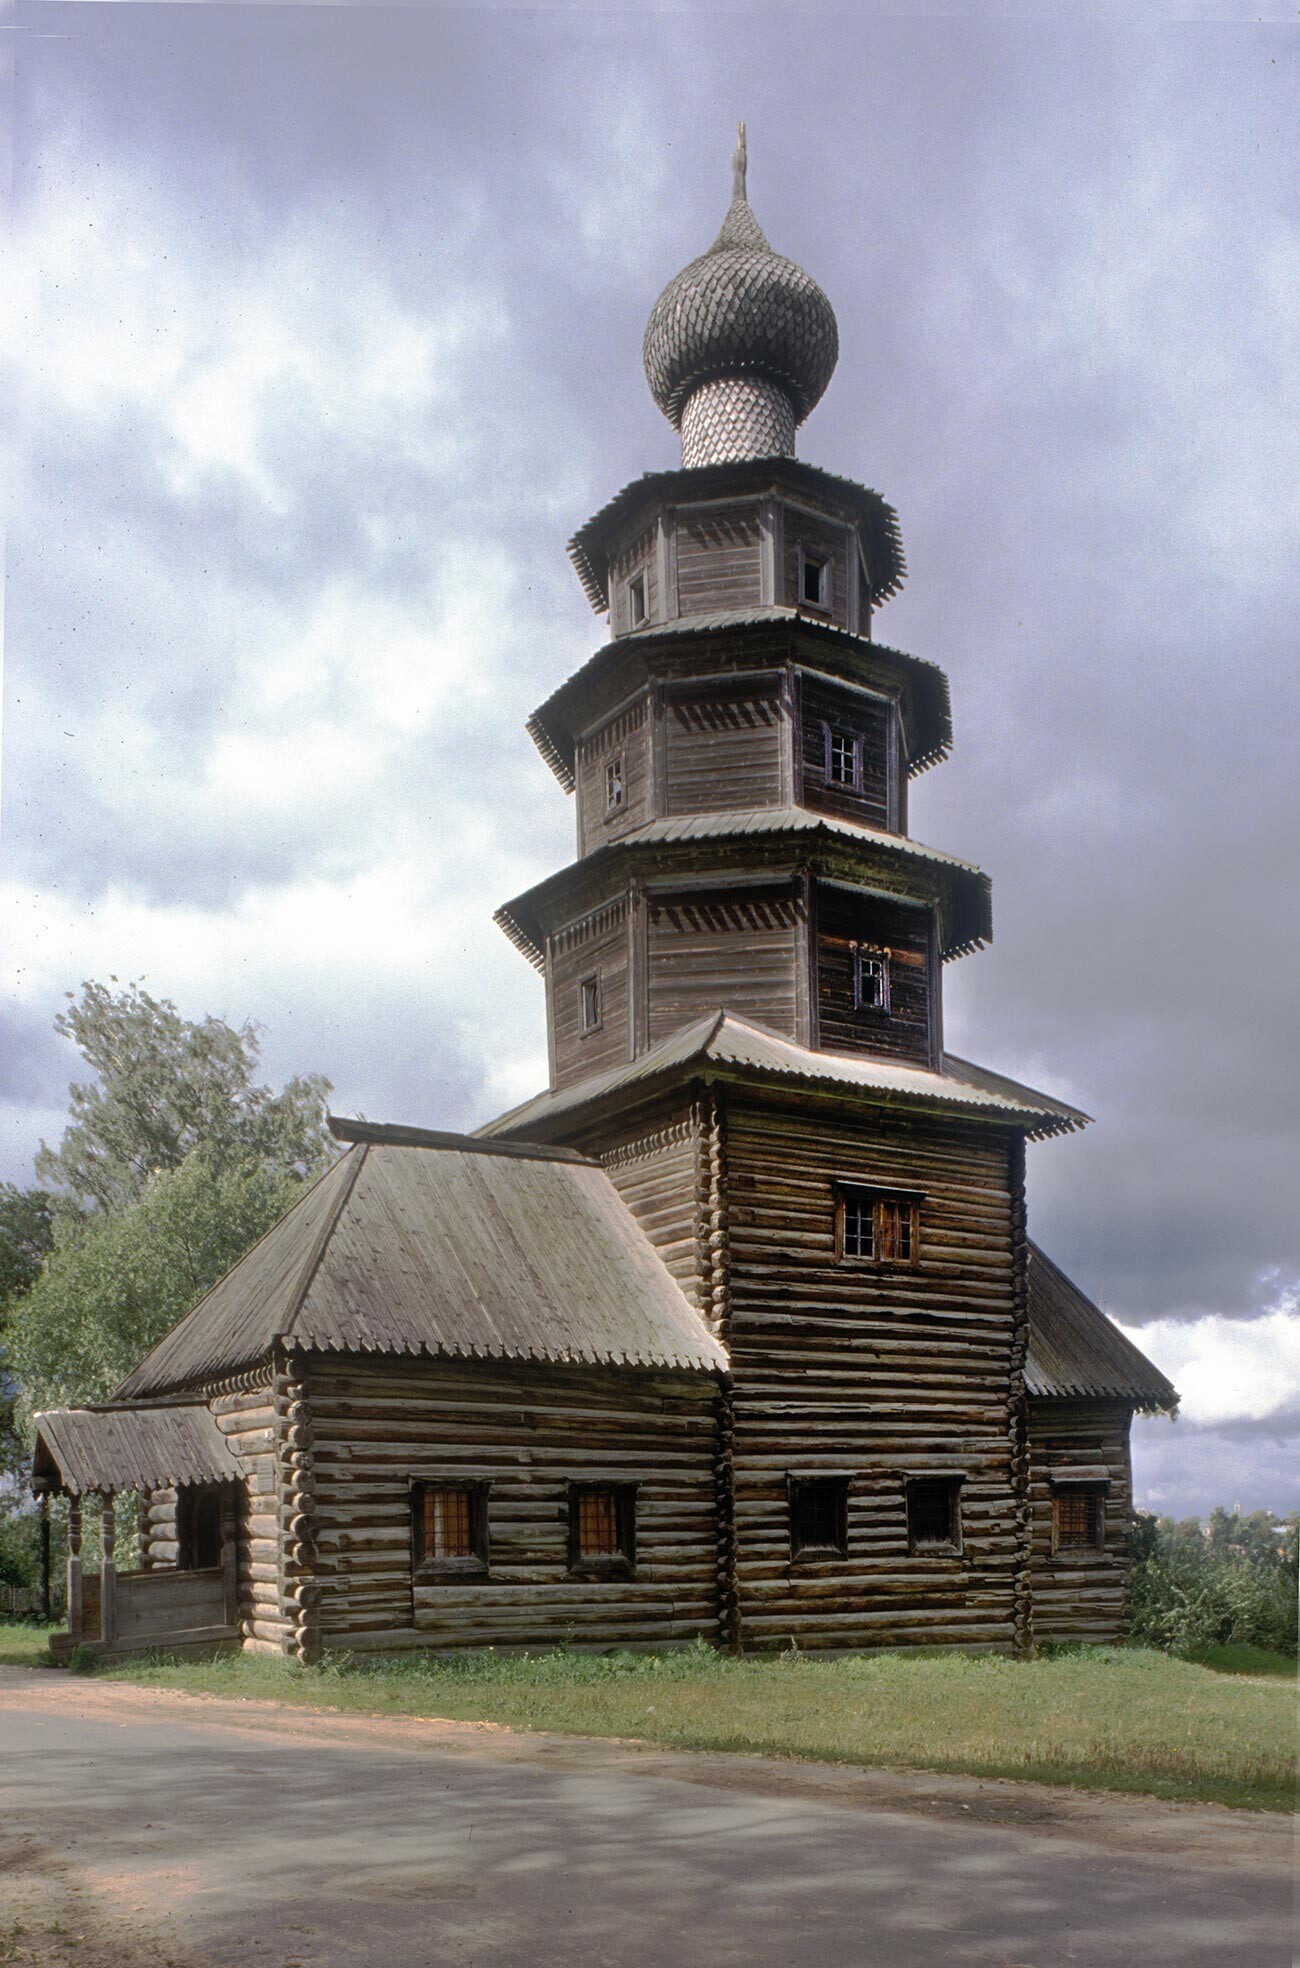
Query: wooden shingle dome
643 126 839 467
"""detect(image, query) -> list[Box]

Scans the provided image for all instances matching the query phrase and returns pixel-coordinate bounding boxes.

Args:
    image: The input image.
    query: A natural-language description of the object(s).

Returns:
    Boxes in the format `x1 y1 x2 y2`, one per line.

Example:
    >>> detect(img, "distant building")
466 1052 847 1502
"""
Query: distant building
34 132 1176 1662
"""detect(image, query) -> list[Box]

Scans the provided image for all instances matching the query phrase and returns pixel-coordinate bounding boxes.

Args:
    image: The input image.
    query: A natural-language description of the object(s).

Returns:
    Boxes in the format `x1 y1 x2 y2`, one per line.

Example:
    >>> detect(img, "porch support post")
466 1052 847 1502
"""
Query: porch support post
99 1493 117 1648
220 1484 239 1629
66 1496 83 1641
39 1493 51 1622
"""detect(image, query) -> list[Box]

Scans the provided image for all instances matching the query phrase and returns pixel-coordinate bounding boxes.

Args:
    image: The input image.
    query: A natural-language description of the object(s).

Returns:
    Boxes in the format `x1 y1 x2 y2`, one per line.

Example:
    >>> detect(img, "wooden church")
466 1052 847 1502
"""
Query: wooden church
33 132 1177 1664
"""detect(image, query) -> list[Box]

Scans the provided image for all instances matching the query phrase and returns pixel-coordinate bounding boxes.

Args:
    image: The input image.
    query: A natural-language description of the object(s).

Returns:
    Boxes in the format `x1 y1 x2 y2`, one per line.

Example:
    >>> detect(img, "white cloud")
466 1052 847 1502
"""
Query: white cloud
1119 1289 1300 1430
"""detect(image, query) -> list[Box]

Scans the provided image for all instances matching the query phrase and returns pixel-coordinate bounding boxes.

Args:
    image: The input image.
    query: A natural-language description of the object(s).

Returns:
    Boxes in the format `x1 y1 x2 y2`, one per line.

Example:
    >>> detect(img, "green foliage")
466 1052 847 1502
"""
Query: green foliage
2 979 336 1440
0 1186 57 1482
36 978 333 1216
0 1502 41 1588
0 1186 55 1303
6 1152 316 1423
1131 1508 1299 1659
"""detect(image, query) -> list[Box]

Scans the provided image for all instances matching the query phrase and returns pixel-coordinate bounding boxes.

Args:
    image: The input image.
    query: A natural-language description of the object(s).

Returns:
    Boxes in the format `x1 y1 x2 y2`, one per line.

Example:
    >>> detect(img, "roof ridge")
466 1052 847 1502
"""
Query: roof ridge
281 1141 369 1344
327 1117 596 1164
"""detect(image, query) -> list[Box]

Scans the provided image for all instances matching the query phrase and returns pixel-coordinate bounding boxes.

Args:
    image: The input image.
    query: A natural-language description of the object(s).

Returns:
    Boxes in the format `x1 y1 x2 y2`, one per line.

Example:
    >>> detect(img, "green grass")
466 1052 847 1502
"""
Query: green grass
1179 1642 1297 1679
5 1621 1293 1810
0 1622 57 1668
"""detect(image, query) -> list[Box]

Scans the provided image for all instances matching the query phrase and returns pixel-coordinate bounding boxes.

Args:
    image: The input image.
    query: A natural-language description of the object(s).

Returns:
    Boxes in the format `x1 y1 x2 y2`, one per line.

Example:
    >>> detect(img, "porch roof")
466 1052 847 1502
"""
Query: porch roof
31 1402 242 1497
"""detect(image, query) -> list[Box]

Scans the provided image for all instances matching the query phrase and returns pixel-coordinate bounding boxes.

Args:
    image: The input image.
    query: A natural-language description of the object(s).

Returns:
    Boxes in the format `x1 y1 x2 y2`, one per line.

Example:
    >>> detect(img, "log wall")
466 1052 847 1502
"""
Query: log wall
781 510 851 629
210 1381 291 1653
548 899 630 1087
720 1091 1024 1652
611 526 658 636
304 1356 719 1652
575 698 652 854
675 504 763 615
815 884 934 1066
1027 1399 1134 1644
799 677 892 829
593 1100 703 1305
140 1484 179 1570
647 888 799 1045
663 684 784 814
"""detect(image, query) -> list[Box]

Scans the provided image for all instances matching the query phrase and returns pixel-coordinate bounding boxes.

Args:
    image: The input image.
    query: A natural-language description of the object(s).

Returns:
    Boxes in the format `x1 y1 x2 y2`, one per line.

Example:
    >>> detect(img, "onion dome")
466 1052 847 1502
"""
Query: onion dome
643 126 839 468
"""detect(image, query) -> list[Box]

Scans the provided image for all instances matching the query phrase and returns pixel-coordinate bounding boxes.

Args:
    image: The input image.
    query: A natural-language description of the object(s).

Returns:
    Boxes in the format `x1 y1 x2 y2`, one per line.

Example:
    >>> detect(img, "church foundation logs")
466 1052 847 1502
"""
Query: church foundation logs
303 1354 718 1654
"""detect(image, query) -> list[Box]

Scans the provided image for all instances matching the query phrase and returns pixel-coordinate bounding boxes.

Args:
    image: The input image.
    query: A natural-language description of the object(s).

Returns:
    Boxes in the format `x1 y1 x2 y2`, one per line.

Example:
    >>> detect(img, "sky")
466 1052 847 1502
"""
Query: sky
1 1 1296 1519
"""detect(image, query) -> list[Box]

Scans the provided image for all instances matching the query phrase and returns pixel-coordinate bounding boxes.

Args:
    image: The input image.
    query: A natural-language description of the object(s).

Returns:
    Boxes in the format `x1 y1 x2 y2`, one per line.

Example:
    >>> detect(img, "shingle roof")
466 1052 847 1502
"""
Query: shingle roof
643 186 838 429
568 459 905 613
494 806 992 973
1025 1244 1178 1410
115 1127 726 1399
31 1403 242 1497
527 614 947 790
479 1010 1091 1144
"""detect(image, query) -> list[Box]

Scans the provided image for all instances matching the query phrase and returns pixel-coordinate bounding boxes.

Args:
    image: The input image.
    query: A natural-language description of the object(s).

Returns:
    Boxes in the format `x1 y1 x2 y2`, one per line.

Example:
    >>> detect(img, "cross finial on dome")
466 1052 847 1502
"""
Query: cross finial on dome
732 122 747 203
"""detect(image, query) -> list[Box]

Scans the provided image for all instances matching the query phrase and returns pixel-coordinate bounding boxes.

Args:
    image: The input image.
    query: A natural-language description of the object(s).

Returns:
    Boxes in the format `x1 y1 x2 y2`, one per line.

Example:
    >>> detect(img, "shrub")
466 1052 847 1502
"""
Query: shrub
1131 1509 1298 1659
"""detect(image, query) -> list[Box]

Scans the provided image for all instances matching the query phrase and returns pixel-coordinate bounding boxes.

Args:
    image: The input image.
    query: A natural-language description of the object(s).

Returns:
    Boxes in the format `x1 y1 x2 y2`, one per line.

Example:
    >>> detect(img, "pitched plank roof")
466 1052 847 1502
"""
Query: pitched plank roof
32 1403 242 1496
1025 1243 1178 1410
480 1010 1090 1143
116 1129 726 1399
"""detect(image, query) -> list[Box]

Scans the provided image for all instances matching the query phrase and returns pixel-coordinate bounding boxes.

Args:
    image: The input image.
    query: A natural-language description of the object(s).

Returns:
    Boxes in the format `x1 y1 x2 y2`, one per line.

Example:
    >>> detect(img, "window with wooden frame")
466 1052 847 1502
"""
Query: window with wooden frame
788 1476 848 1561
852 943 891 1014
800 550 830 610
579 971 602 1034
627 572 647 628
412 1481 489 1578
906 1477 963 1555
605 755 625 815
828 728 857 786
835 1184 921 1265
1052 1484 1107 1554
568 1483 636 1573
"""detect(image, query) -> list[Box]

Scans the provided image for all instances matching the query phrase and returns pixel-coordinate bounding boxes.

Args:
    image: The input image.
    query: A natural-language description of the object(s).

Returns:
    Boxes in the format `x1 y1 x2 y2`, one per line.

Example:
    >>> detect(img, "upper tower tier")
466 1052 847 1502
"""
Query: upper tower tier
644 126 839 469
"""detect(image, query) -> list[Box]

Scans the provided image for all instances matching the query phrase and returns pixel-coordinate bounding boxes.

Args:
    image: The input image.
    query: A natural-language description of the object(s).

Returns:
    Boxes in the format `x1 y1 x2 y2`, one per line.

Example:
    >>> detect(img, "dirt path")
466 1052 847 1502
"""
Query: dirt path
1 1667 1293 1968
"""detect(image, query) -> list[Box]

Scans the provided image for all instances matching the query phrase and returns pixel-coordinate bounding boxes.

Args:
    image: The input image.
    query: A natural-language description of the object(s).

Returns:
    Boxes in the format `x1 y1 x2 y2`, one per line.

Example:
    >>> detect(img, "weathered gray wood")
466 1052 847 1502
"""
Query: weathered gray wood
306 1354 717 1655
1027 1398 1134 1644
99 1494 116 1646
66 1496 83 1641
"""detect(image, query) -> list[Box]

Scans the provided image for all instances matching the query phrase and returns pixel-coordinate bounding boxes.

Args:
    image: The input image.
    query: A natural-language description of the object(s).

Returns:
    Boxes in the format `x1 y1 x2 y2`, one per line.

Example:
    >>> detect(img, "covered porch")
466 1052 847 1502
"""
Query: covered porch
32 1402 244 1660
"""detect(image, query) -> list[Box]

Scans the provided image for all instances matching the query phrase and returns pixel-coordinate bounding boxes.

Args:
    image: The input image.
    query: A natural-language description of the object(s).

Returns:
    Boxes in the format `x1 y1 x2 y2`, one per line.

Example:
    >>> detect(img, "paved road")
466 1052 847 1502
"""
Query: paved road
0 1668 1292 1968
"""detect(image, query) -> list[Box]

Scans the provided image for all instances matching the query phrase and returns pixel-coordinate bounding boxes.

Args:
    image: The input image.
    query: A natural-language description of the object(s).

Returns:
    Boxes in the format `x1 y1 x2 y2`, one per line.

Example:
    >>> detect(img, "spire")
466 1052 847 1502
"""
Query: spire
732 121 747 202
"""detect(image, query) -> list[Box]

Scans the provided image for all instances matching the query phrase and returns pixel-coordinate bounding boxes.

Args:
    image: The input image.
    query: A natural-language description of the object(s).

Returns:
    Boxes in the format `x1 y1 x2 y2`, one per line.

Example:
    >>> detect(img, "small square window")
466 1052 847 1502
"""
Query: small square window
801 554 829 608
828 730 856 785
579 973 601 1033
605 756 625 814
1054 1487 1105 1552
628 573 647 627
906 1478 962 1554
853 946 891 1013
569 1484 635 1571
836 1185 919 1266
412 1482 489 1576
789 1476 848 1561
